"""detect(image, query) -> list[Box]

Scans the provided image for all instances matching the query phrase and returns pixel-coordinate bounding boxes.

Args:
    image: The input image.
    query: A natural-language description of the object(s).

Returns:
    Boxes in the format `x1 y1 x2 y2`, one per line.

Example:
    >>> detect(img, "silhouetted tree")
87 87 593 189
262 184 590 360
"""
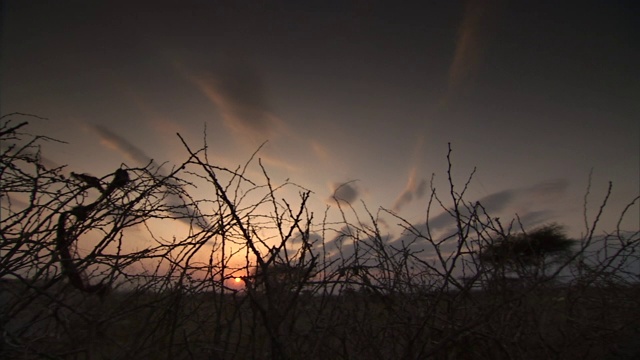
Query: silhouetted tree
479 224 575 286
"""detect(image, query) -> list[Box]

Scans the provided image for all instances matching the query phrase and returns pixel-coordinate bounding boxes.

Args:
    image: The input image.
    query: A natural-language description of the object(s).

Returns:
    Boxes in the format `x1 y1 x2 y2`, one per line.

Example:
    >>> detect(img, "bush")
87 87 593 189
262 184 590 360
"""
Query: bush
1 113 639 359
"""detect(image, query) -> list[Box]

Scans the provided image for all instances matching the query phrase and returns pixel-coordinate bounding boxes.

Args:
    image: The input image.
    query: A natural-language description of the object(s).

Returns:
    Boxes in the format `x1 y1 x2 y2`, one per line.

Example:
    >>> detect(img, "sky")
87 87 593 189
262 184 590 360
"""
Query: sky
2 0 639 250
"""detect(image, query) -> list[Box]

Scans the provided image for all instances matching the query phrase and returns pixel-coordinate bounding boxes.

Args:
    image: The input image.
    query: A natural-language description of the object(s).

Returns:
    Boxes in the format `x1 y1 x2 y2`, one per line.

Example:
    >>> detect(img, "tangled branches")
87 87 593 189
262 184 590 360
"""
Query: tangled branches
1 114 639 360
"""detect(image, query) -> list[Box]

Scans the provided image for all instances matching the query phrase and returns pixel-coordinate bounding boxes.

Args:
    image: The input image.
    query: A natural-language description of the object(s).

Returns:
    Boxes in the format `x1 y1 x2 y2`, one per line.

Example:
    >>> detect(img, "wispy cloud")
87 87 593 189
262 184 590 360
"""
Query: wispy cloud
446 0 503 100
475 189 513 213
187 60 287 143
258 151 300 173
523 179 569 201
328 181 361 205
515 210 551 229
175 57 334 174
390 178 568 245
310 139 332 164
392 167 428 212
92 124 153 166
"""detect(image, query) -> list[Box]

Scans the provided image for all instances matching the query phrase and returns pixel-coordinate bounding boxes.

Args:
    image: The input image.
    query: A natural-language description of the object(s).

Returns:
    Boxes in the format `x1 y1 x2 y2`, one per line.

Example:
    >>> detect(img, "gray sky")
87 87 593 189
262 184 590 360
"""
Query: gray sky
2 0 638 243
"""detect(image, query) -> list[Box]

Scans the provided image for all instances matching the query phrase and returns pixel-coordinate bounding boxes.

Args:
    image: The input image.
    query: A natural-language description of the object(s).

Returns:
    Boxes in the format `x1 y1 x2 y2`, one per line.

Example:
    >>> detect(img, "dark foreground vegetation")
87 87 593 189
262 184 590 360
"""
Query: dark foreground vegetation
1 113 639 359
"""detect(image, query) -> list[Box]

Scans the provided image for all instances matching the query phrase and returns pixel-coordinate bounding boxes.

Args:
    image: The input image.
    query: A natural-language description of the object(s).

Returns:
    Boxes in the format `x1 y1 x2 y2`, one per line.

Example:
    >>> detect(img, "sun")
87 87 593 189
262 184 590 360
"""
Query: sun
234 277 242 283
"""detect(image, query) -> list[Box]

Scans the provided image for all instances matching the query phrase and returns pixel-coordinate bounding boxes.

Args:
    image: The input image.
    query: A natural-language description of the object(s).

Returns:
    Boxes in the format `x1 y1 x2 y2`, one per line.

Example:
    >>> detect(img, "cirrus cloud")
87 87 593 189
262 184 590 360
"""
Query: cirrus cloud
392 167 428 212
328 181 361 205
188 59 287 144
